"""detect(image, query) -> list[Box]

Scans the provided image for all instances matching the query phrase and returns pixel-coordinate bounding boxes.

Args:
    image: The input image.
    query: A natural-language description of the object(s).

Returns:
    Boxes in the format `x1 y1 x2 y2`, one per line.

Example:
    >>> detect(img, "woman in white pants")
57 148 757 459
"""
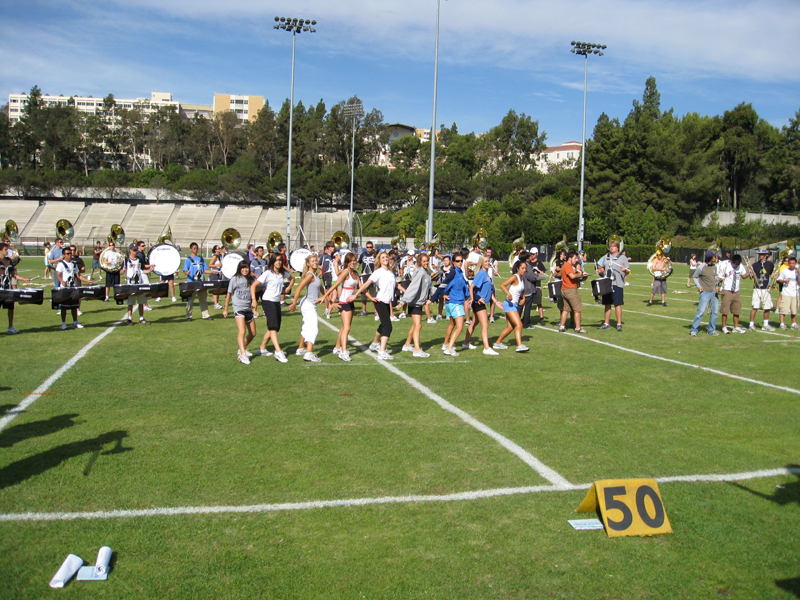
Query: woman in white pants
288 254 324 362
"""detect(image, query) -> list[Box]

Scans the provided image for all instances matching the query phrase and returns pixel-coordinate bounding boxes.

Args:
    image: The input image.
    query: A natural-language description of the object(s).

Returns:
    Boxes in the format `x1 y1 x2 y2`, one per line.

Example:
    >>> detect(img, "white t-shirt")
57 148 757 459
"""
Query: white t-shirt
258 270 285 302
56 260 78 287
368 268 397 304
778 268 799 296
126 256 143 283
720 263 747 292
466 251 482 277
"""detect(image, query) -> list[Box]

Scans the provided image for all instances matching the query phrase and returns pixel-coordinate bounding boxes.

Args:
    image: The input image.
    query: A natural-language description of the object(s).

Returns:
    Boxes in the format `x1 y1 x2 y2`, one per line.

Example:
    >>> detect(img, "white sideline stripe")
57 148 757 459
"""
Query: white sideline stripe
318 319 574 489
537 326 800 395
315 360 470 367
763 339 800 342
2 467 797 523
0 319 123 433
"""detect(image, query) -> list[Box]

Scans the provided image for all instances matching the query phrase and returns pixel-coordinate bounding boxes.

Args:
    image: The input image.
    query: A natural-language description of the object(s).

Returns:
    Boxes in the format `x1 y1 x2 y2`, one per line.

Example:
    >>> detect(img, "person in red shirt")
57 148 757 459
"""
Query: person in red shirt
560 250 588 333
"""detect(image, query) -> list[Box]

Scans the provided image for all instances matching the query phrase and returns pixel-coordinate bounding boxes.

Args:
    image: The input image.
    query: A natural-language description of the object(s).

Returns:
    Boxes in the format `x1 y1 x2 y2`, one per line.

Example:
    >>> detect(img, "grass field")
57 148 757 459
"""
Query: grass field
1 258 799 599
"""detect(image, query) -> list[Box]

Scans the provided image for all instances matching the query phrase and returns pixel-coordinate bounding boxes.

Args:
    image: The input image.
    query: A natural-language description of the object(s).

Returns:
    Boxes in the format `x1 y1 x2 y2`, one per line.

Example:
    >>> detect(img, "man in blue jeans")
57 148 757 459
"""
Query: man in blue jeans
690 250 721 336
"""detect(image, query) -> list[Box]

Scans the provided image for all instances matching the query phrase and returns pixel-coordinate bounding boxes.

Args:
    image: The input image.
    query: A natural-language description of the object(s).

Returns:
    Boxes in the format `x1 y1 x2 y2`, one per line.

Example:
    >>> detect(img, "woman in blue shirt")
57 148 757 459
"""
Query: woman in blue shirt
440 254 470 356
463 257 498 355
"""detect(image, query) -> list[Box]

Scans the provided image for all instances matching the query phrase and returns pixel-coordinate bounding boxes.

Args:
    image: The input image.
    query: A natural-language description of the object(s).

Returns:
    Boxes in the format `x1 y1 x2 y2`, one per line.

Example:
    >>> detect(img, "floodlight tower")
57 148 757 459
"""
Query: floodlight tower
274 16 317 248
342 100 364 244
570 40 606 251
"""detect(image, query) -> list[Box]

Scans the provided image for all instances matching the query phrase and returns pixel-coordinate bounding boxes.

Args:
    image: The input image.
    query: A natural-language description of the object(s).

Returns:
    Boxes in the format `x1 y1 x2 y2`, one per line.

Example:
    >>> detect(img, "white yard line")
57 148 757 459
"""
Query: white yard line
314 359 471 366
2 467 797 523
318 319 574 489
536 326 800 395
0 319 123 433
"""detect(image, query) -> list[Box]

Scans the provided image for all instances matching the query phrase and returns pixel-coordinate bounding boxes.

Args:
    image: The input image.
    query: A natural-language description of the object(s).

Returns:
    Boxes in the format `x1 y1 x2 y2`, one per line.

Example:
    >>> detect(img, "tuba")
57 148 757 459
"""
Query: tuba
332 230 350 251
108 223 125 247
607 234 625 254
56 219 74 243
221 228 241 251
509 233 525 269
471 228 488 251
708 238 721 256
647 236 673 280
3 220 21 267
157 226 173 246
550 234 568 274
99 223 126 273
427 232 441 252
267 231 283 254
391 230 407 252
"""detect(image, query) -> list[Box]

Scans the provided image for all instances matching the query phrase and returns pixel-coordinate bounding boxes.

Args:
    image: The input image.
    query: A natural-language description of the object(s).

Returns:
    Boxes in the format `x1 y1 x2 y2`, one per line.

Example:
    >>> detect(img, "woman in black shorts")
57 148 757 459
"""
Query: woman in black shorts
399 253 432 357
322 252 360 362
251 253 289 363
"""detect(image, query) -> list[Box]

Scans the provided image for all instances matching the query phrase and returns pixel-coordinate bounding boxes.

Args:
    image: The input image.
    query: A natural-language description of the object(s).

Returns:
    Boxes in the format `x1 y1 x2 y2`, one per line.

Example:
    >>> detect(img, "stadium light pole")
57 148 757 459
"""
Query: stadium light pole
426 0 443 245
570 41 606 251
274 16 317 248
342 100 364 245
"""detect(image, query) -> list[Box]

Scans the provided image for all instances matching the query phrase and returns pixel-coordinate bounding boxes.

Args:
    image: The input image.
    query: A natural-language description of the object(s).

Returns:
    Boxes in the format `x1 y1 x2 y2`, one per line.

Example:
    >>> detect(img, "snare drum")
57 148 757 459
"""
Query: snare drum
591 277 612 297
548 281 562 299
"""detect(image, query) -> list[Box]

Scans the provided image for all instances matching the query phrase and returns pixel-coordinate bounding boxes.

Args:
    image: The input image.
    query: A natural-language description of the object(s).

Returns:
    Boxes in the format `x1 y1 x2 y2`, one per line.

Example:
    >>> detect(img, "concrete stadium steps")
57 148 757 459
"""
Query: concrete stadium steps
170 204 222 247
206 206 264 248
22 201 86 239
73 203 131 244
252 208 300 248
0 200 41 234
121 204 177 245
301 210 351 249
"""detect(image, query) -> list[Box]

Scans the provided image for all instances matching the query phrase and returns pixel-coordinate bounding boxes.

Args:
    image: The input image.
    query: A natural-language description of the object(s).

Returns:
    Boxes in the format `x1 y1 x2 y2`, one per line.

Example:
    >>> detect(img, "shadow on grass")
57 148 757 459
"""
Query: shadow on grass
729 465 800 507
0 413 80 448
0 404 17 417
14 321 121 334
776 577 800 598
0 430 131 489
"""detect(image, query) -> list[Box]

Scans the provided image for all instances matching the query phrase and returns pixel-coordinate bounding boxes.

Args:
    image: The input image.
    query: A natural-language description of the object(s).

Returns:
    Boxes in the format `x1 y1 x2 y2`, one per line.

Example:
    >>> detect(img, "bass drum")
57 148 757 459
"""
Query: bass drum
289 248 312 272
221 251 248 279
99 246 125 273
149 243 182 277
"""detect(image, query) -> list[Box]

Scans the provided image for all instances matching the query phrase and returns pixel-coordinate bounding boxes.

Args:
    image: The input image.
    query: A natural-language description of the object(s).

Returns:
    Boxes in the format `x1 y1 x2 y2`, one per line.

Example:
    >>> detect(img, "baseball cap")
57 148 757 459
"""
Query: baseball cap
408 249 415 255
756 249 770 254
529 247 539 254
129 243 138 251
704 250 717 260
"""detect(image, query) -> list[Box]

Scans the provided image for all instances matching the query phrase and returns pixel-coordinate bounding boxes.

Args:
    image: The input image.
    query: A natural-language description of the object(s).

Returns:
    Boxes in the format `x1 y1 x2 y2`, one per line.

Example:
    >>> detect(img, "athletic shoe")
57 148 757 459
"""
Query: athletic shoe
516 345 530 352
462 343 476 350
443 348 460 356
139 319 151 325
377 351 394 360
143 305 153 311
339 350 352 362
375 315 380 321
441 343 448 350
465 320 472 326
412 350 430 358
274 351 288 363
625 282 630 286
525 326 536 330
647 301 653 306
155 297 161 302
733 327 746 334
7 327 19 334
492 343 508 350
780 324 788 330
661 302 667 307
482 348 499 356
402 344 414 352
575 328 587 334
202 316 214 321
762 324 775 331
426 318 436 324
489 317 495 323
77 310 83 316
690 331 697 337
333 347 342 355
558 326 566 333
708 331 720 336
748 323 757 331
435 314 443 320
186 317 192 321
171 297 177 303
103 298 109 302
73 322 84 329
369 342 380 352
238 354 251 365
390 316 400 322
256 348 273 357
722 326 730 334
793 323 800 330
303 352 321 362
214 303 223 310
617 324 623 331
296 347 306 356
242 349 253 358
358 311 367 317
398 313 406 319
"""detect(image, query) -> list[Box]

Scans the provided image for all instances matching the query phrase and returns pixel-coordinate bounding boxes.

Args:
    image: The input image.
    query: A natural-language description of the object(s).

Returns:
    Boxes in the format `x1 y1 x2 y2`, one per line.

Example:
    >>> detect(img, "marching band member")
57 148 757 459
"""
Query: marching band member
560 250 588 333
719 254 750 334
749 249 775 331
250 246 267 277
103 241 122 301
494 259 529 352
90 241 103 279
775 255 789 309
438 254 471 356
596 240 630 332
322 252 360 362
353 251 397 360
689 250 721 337
647 250 669 307
223 260 257 364
320 242 337 319
358 240 377 318
686 253 699 287
183 242 214 321
399 252 432 358
288 254 324 363
48 239 64 278
43 241 52 279
526 248 547 325
134 241 153 312
123 243 153 326
463 257 498 355
68 244 87 316
208 245 225 310
251 253 289 363
777 256 799 330
0 242 32 334
55 247 92 330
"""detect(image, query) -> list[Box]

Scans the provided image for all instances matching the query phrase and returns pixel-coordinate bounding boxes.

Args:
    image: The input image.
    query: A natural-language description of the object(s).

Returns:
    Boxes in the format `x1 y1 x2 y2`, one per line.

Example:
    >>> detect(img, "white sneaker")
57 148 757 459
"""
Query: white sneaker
462 343 476 350
733 327 746 334
441 343 448 351
490 317 495 323
338 350 352 362
435 315 443 320
426 318 436 324
492 343 508 350
402 344 414 352
762 324 775 331
377 351 393 360
61 322 68 330
7 327 19 334
412 350 430 358
274 351 288 363
369 342 380 352
390 316 400 322
303 352 321 362
482 348 499 356
748 323 756 331
722 326 730 334
238 354 251 365
793 323 800 331
214 303 223 310
296 347 307 355
398 313 406 319
443 348 460 356
171 297 177 303
374 315 380 321
323 309 330 319
143 305 153 311
156 297 161 302
333 347 341 355
516 344 530 352
73 322 84 329
244 349 254 357
77 310 83 316
780 324 788 330
256 348 273 357
465 320 471 326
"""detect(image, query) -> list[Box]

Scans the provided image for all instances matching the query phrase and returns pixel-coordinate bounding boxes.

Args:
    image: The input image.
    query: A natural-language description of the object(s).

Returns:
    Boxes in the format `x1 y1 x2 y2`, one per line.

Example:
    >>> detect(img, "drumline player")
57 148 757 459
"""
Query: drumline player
55 247 92 330
288 254 324 363
183 242 214 321
223 260 258 365
596 240 630 332
749 249 775 331
560 250 588 333
68 244 86 317
123 242 153 326
0 242 33 334
135 240 153 312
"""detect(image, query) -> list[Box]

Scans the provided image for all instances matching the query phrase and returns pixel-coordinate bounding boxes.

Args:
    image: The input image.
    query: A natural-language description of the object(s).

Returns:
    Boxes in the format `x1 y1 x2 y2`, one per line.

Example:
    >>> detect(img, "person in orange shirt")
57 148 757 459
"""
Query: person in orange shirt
560 250 588 333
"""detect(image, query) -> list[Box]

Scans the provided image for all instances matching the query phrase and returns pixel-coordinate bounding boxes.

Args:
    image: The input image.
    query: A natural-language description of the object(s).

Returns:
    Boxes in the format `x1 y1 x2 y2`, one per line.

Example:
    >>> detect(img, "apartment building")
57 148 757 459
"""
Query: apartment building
212 94 264 123
533 141 582 173
6 91 180 123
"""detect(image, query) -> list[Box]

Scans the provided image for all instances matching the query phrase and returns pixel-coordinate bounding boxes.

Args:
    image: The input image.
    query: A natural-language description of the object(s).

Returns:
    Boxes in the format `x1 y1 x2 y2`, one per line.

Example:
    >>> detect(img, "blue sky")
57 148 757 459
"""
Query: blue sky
2 0 799 146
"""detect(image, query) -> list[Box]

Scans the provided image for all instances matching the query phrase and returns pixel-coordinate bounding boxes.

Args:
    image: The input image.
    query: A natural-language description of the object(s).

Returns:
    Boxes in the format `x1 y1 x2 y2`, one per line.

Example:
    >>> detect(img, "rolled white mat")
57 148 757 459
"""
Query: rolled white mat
95 546 112 576
49 554 83 588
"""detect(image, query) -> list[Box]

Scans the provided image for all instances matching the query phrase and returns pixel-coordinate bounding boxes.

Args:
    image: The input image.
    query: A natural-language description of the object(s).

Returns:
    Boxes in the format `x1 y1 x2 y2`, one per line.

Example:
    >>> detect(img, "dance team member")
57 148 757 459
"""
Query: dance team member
0 242 32 334
353 251 397 360
432 253 451 320
749 249 774 331
251 253 289 363
437 253 470 356
183 242 214 321
321 251 360 362
224 260 258 364
719 254 750 334
55 247 92 330
399 252 432 358
494 259 529 352
320 242 337 319
288 254 324 363
358 240 377 317
463 256 498 355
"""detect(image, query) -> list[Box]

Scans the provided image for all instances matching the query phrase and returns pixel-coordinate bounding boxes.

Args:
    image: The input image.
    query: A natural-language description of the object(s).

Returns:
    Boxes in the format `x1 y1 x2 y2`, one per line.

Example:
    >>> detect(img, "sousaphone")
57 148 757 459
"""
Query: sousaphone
3 220 21 266
647 236 673 280
267 231 283 253
99 224 126 273
332 230 350 251
220 228 247 279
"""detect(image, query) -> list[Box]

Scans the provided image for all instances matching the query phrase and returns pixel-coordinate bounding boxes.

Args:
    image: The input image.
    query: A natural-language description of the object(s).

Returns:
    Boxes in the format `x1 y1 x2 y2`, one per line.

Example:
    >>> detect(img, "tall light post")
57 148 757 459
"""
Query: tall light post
570 40 605 251
426 0 443 245
342 100 364 245
274 16 317 248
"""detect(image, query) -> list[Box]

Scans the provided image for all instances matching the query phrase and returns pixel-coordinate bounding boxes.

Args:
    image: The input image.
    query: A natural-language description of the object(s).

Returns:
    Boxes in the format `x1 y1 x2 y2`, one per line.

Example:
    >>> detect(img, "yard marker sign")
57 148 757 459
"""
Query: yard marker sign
575 479 672 538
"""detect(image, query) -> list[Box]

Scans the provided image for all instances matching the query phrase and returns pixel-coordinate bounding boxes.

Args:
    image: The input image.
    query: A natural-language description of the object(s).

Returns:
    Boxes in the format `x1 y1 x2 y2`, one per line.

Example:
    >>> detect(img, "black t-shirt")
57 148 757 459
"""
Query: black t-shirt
72 256 86 271
359 251 376 275
136 250 149 267
752 260 773 290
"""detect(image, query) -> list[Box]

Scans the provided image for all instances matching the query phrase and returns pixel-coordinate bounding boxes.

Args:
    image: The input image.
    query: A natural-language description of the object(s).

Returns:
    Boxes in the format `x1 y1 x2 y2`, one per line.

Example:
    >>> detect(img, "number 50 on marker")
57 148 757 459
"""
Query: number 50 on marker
576 479 673 537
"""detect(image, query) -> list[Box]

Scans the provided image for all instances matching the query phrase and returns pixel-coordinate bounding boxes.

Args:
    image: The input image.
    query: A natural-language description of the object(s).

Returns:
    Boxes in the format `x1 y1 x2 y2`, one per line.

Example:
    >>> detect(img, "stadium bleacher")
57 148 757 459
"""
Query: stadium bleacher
0 200 41 235
21 201 85 239
169 205 222 247
206 206 264 248
73 203 131 244
120 203 177 246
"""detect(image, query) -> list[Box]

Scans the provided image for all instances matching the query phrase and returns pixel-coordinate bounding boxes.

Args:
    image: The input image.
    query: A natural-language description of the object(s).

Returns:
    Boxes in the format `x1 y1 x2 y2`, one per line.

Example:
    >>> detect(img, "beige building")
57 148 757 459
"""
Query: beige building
212 94 264 123
6 91 180 123
533 141 582 173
